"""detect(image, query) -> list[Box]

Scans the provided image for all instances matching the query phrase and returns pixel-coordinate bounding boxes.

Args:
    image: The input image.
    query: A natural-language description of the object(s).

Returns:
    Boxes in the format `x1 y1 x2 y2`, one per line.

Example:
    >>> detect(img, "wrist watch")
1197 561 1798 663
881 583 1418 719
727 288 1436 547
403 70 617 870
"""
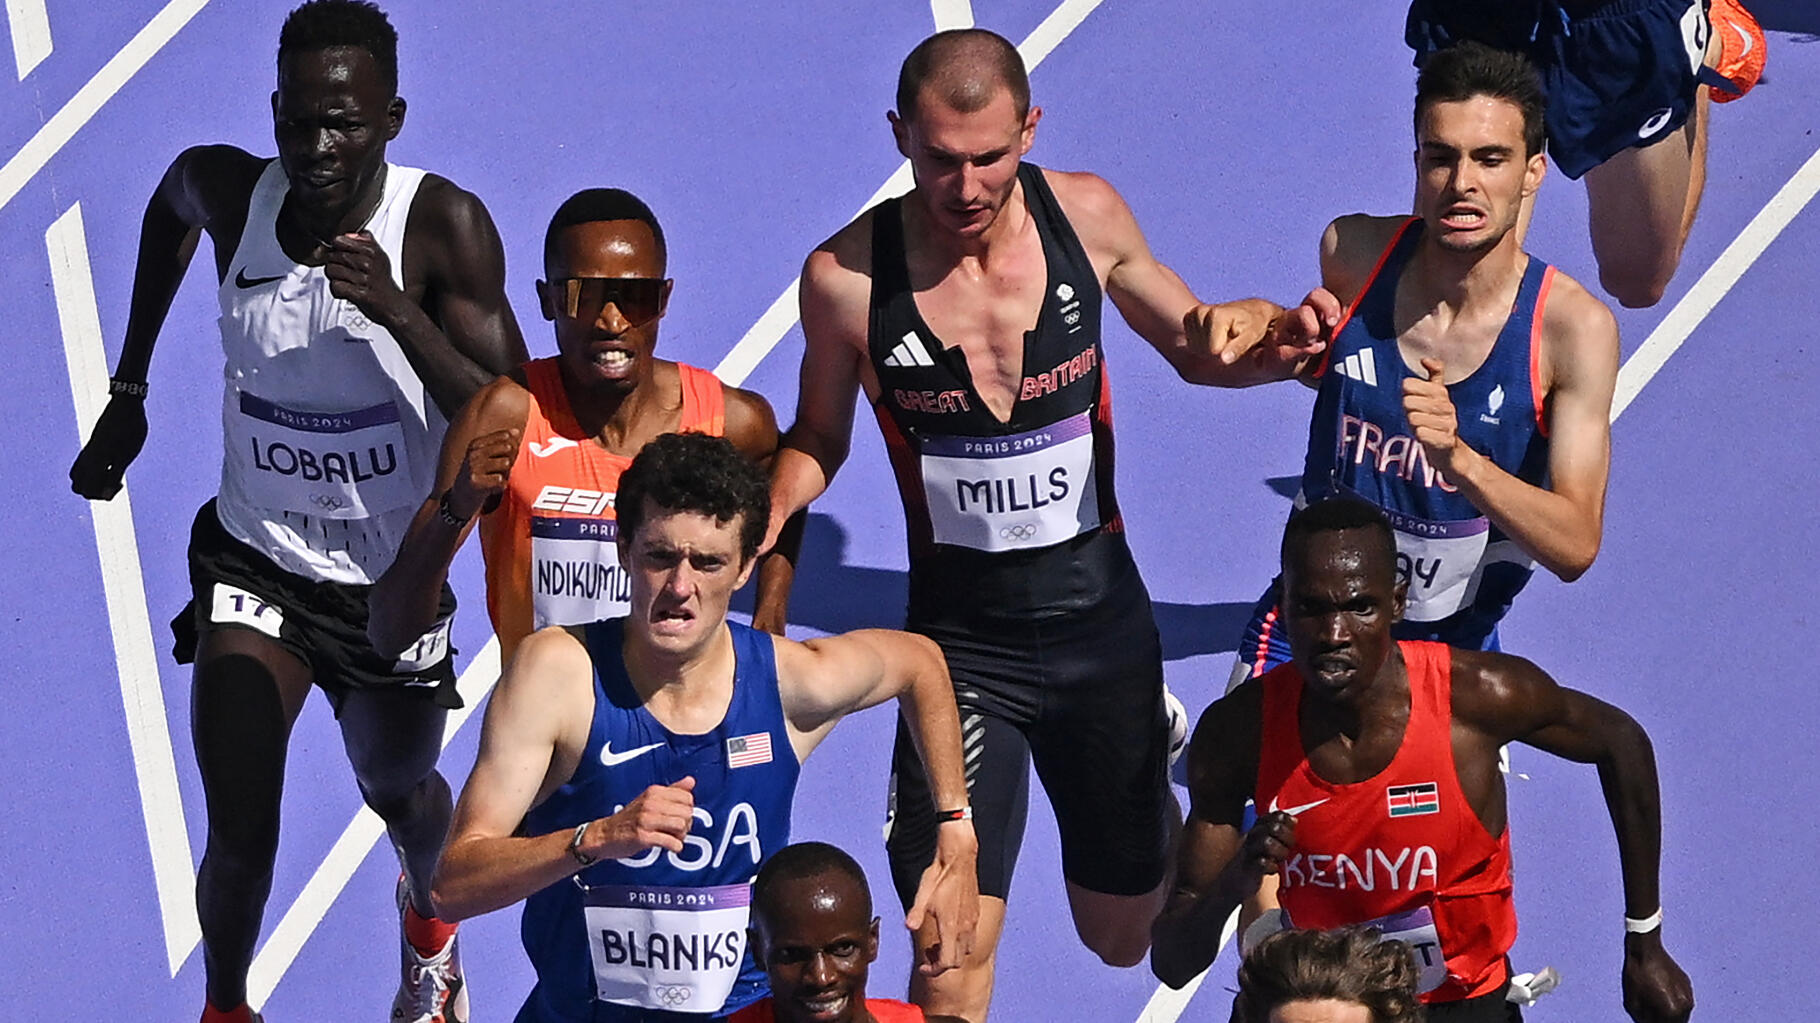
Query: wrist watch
568 821 596 867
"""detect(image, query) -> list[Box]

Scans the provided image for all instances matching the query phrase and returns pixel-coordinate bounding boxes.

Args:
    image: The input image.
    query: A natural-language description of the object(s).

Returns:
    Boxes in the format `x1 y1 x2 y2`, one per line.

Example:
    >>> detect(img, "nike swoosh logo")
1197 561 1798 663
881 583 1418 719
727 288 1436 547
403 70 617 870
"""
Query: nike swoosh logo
600 740 664 767
529 437 580 458
234 269 286 289
1267 796 1330 817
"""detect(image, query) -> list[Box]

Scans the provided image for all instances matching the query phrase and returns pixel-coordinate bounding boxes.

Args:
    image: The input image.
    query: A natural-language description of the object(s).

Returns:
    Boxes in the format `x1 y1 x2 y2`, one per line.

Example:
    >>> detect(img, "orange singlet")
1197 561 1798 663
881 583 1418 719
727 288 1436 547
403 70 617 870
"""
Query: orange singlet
729 997 926 1022
1254 641 1518 1005
478 357 725 661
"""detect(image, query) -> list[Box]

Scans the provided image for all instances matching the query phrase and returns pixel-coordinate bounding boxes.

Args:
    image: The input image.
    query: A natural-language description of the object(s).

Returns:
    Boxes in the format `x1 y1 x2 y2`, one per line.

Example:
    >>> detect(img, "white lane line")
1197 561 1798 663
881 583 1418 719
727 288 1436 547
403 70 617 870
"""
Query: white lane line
247 0 1113 1004
1136 142 1820 1023
1610 141 1820 421
713 0 1109 387
930 0 975 31
246 639 500 1009
0 0 212 214
6 0 53 79
48 202 202 977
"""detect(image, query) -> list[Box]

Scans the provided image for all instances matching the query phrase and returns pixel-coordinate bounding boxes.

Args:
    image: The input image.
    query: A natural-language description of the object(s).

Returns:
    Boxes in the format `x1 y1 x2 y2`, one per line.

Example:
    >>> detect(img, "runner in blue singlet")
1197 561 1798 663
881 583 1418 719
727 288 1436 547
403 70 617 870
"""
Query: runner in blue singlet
431 433 979 1022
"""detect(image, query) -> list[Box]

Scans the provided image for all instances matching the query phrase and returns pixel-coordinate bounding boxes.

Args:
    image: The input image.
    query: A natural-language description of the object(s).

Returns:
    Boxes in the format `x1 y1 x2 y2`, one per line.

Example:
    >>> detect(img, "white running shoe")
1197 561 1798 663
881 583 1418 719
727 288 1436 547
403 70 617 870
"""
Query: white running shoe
393 877 469 1023
1507 965 1561 1005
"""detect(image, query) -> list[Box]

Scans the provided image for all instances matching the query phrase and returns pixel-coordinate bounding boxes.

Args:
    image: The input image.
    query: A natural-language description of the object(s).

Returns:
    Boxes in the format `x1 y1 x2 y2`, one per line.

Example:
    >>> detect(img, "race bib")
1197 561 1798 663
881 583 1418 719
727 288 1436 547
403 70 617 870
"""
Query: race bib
583 881 750 1013
225 391 415 519
919 411 1100 552
531 516 631 627
1380 504 1489 623
1362 905 1449 994
393 615 452 674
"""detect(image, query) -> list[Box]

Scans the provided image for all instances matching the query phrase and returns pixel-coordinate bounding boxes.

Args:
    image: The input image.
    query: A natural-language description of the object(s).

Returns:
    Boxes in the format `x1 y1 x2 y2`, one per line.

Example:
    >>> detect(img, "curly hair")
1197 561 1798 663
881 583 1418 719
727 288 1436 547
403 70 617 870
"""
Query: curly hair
1234 927 1423 1023
278 0 399 95
615 433 770 562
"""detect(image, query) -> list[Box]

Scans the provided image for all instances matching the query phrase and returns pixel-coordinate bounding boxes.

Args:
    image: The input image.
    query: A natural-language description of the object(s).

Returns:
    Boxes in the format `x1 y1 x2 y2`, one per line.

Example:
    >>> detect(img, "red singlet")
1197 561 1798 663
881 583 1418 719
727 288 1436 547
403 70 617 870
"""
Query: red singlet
1254 641 1517 1003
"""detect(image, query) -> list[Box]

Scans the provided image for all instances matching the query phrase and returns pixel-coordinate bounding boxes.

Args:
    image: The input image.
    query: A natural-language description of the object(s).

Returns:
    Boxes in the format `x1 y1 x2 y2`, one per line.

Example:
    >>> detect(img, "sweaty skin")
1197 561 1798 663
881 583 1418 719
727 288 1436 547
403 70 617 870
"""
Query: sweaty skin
1151 524 1693 1023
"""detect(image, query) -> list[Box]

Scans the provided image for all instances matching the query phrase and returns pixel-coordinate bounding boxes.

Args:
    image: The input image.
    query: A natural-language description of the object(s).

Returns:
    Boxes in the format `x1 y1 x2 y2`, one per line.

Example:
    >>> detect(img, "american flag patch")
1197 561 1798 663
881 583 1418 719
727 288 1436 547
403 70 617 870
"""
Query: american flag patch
1386 782 1440 818
726 732 773 769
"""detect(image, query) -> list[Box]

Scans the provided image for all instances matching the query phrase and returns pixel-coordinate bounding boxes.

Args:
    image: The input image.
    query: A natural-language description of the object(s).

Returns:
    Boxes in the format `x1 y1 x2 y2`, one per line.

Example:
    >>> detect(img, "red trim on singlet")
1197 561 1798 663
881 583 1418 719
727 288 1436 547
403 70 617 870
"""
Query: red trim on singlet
1312 217 1421 380
1529 266 1556 437
871 399 936 553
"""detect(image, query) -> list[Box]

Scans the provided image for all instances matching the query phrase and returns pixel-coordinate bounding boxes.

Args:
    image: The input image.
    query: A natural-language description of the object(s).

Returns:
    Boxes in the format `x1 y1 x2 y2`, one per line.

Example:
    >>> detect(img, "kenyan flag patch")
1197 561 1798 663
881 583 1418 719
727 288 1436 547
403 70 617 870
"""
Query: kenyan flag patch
1386 782 1440 818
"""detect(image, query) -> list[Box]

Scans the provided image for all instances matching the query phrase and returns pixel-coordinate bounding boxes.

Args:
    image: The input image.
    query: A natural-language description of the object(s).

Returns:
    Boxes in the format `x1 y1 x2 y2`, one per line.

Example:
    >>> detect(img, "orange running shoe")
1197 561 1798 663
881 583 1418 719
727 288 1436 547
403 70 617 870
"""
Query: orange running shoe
1707 0 1765 103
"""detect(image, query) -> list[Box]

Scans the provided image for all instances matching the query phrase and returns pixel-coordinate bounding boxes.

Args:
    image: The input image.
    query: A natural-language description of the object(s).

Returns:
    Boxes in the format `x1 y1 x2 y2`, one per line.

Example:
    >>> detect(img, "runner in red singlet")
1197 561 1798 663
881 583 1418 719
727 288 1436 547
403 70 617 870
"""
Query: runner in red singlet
369 188 787 663
1151 498 1692 1023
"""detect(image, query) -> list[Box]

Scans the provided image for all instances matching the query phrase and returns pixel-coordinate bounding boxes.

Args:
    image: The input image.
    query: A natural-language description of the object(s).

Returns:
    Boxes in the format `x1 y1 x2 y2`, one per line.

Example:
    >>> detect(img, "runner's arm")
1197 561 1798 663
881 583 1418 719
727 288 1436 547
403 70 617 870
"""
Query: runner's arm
724 386 805 635
341 178 529 419
1455 653 1693 1021
761 240 869 556
1152 686 1283 988
1441 281 1616 581
368 377 526 656
70 145 264 500
1056 171 1327 387
432 627 596 920
774 629 980 972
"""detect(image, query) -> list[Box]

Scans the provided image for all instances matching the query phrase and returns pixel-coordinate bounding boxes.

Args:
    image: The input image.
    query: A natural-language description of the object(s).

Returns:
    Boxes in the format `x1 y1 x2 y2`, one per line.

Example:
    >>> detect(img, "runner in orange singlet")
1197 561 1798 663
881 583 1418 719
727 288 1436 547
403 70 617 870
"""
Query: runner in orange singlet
370 188 784 663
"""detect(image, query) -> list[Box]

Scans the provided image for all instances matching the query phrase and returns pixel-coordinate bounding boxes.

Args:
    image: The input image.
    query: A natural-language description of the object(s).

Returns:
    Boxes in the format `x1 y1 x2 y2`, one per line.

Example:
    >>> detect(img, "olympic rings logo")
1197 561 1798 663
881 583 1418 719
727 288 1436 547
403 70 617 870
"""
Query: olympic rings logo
312 494 347 510
656 985 693 1008
999 522 1039 541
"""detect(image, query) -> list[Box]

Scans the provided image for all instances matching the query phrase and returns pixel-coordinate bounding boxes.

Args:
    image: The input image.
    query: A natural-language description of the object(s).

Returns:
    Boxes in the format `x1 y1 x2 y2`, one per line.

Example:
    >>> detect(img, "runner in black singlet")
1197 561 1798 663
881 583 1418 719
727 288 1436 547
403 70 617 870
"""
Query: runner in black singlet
756 29 1333 1020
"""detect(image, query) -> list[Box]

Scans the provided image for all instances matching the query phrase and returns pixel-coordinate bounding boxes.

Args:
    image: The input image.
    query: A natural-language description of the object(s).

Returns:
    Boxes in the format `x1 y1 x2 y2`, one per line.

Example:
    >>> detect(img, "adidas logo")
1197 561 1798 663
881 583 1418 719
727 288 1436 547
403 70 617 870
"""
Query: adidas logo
1334 349 1378 387
882 331 935 368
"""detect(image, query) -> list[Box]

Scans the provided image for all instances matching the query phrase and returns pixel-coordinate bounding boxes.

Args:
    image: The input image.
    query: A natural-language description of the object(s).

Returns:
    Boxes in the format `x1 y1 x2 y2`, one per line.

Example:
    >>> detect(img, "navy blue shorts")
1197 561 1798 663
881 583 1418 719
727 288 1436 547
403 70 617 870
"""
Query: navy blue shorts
1406 0 1713 179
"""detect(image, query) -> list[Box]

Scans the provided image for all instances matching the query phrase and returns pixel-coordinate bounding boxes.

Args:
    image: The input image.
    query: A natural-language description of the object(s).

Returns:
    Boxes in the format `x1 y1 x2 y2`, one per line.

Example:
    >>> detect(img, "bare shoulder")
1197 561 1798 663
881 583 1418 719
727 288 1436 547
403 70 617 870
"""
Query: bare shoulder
1322 214 1409 301
464 373 532 433
166 145 266 223
1448 647 1558 731
496 625 594 706
721 384 780 458
800 208 877 340
1185 678 1264 792
1040 167 1129 220
410 173 504 247
1540 266 1619 356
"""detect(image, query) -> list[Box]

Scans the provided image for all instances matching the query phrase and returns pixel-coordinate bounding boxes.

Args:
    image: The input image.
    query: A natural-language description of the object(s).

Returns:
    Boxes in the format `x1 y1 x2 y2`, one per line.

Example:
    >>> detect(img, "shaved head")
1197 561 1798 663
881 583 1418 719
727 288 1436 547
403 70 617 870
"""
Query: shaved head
896 28 1031 121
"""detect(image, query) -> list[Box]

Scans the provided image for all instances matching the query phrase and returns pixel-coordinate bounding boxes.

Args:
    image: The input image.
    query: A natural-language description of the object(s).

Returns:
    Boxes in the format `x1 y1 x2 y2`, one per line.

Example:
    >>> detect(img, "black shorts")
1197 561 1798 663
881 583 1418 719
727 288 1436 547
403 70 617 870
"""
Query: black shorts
172 499 461 714
1407 0 1713 178
885 568 1171 903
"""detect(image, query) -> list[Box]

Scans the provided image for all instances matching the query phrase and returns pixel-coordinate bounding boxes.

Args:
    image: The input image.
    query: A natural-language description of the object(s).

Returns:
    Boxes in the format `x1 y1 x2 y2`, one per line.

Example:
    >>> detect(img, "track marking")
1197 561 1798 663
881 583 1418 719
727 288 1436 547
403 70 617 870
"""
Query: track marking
930 0 975 31
713 0 1109 386
1133 142 1820 1023
0 0 212 214
244 640 499 1008
47 202 201 976
6 0 52 79
1611 141 1820 421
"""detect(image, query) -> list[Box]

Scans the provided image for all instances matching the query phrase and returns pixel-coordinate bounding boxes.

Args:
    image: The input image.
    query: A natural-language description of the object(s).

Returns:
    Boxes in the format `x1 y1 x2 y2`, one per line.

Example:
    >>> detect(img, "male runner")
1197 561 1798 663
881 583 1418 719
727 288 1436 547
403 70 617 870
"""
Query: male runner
1234 927 1421 1023
729 841 965 1023
431 433 978 1022
1230 41 1618 681
369 188 786 664
1151 499 1694 1023
1403 0 1765 307
758 28 1326 1021
66 3 526 1021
